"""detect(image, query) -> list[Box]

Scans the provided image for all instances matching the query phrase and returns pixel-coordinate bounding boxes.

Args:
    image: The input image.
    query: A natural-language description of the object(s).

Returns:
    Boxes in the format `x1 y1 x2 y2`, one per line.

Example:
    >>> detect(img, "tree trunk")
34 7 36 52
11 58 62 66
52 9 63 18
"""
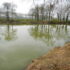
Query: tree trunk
66 13 69 22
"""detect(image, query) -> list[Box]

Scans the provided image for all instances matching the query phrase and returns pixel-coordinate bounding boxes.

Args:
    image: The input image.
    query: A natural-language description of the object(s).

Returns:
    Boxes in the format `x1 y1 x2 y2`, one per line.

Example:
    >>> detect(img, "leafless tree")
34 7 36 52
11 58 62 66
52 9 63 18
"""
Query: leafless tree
30 0 70 22
3 2 16 21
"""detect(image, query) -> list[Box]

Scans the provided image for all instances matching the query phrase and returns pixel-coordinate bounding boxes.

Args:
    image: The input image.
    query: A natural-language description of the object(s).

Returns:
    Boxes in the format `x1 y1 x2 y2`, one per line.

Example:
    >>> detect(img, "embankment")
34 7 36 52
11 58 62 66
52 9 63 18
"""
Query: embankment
26 43 70 70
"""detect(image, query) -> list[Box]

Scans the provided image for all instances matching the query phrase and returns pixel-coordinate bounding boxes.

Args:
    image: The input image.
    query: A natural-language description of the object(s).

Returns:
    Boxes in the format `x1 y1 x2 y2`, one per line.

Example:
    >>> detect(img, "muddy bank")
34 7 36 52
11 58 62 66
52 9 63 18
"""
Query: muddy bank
26 43 70 70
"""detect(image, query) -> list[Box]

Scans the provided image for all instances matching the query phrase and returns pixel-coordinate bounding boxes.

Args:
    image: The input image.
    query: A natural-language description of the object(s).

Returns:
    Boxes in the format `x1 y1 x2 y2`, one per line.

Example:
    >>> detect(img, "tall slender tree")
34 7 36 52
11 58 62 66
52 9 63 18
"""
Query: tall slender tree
3 2 16 21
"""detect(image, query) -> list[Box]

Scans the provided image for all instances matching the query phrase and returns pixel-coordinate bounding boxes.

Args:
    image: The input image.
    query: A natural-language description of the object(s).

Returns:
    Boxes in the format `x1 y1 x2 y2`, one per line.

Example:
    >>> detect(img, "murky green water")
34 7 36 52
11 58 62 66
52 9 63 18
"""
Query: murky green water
0 24 70 70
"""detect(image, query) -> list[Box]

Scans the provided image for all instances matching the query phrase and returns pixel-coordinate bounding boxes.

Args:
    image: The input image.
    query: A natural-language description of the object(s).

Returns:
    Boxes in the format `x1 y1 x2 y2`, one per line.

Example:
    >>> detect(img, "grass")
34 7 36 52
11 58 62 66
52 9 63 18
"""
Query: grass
0 18 70 25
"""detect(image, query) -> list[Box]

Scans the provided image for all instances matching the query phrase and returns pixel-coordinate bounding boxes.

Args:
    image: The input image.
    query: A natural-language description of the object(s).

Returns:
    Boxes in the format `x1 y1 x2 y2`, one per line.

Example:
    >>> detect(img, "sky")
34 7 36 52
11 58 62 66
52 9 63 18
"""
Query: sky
0 0 44 14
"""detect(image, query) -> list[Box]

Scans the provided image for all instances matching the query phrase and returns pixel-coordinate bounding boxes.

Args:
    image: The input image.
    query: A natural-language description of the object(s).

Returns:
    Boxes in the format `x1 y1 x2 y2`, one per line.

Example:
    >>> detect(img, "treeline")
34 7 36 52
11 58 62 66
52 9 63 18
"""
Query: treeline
0 0 70 23
29 0 70 22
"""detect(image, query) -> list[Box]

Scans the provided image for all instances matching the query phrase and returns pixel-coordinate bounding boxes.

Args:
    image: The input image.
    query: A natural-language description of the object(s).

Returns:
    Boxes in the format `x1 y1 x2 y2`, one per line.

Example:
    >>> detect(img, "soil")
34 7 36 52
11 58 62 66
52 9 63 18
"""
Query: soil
26 43 70 70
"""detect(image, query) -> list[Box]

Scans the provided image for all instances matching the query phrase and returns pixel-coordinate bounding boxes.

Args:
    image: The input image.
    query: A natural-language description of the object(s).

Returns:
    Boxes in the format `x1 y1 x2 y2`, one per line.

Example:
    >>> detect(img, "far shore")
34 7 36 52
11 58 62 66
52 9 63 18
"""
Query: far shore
0 19 70 25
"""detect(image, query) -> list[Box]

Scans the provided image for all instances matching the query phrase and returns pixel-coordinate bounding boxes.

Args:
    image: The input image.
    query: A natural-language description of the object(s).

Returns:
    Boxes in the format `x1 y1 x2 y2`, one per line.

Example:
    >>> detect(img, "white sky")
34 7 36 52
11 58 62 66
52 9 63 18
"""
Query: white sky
0 0 44 14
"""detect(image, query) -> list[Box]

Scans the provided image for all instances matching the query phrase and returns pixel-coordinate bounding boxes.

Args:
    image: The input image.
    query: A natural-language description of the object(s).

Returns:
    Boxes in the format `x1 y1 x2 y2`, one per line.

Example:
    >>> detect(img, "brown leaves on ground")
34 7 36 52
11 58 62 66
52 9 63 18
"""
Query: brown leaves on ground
26 43 70 70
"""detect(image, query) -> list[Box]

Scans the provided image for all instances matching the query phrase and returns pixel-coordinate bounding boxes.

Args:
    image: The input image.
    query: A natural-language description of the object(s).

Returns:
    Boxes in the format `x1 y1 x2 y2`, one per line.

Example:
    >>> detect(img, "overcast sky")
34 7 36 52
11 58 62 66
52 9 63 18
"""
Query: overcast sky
0 0 44 14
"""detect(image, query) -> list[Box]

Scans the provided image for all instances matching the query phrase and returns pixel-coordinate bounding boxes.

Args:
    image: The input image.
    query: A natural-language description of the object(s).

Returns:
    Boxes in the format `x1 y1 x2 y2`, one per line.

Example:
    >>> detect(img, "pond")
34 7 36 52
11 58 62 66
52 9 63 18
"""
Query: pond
0 24 70 70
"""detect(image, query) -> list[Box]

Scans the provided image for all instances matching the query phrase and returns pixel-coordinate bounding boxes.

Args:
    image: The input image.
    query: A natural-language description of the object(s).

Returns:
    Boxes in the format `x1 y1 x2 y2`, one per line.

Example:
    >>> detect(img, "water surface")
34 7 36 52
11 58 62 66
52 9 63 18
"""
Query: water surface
0 24 70 70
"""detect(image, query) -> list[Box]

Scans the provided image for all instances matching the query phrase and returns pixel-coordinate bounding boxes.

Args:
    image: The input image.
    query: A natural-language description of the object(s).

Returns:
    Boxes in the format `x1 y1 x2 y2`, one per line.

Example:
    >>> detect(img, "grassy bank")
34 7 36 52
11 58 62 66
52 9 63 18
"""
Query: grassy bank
0 18 70 25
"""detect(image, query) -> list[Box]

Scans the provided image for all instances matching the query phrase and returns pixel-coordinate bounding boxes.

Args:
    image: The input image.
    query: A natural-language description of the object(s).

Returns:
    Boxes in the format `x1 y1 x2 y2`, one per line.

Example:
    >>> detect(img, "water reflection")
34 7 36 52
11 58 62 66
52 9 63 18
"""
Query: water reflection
0 24 70 70
29 25 70 46
0 25 17 41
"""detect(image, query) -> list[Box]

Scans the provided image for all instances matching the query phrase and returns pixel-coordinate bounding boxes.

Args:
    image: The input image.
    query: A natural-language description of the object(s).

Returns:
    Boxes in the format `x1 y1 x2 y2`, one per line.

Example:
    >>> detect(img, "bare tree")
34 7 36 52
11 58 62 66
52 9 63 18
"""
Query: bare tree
30 0 70 22
3 2 16 21
39 5 45 20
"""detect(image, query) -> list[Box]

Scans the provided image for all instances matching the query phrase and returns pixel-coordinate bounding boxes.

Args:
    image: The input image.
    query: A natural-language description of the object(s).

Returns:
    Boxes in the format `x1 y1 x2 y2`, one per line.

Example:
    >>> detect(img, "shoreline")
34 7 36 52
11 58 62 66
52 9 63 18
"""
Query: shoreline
26 42 70 70
0 22 70 25
0 20 70 25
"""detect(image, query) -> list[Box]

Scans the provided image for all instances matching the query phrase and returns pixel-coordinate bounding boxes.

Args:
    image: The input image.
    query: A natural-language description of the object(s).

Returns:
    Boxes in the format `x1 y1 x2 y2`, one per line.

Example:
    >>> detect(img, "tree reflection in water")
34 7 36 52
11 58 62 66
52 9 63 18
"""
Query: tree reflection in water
29 25 70 46
0 24 17 41
4 24 17 41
